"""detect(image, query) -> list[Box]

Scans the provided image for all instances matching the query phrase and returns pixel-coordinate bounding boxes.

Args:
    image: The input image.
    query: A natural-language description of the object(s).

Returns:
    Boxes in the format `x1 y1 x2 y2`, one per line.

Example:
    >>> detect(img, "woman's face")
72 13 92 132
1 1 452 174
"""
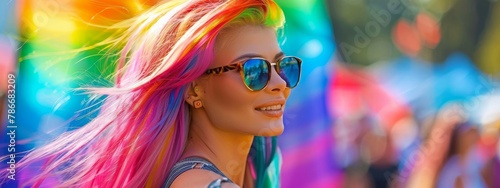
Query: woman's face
198 24 290 136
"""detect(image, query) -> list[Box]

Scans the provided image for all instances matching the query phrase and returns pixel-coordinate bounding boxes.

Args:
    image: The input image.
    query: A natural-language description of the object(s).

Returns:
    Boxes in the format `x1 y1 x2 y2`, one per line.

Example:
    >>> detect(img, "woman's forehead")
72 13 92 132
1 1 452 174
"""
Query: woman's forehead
213 25 281 67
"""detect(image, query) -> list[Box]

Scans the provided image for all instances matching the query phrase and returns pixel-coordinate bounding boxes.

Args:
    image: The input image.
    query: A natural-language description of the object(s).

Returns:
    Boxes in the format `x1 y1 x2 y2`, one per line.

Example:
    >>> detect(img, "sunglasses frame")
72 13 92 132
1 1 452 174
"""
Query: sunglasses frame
205 56 302 91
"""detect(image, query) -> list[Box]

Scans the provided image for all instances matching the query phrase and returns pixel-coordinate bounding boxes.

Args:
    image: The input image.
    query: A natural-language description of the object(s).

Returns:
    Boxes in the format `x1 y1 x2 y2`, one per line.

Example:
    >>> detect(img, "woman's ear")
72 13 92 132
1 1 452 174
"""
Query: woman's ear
185 82 204 108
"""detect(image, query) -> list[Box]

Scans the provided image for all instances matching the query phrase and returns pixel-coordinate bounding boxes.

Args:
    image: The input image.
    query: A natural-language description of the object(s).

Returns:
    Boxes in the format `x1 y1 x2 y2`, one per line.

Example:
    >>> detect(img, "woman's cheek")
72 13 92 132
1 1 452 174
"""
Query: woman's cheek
209 74 252 108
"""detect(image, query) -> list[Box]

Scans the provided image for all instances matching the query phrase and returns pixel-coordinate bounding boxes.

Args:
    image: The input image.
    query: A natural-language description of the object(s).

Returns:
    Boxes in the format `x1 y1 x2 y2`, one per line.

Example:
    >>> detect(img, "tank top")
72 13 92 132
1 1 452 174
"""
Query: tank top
163 156 233 188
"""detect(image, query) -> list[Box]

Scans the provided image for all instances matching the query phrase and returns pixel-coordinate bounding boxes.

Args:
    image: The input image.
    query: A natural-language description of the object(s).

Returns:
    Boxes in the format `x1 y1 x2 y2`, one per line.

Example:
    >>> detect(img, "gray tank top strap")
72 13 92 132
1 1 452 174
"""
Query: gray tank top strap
207 177 231 188
163 156 232 188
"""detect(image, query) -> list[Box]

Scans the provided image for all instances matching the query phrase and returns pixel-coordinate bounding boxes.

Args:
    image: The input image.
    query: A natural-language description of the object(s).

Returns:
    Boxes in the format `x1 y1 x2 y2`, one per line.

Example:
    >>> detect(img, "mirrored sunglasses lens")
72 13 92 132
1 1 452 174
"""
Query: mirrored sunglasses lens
279 57 300 88
242 59 269 91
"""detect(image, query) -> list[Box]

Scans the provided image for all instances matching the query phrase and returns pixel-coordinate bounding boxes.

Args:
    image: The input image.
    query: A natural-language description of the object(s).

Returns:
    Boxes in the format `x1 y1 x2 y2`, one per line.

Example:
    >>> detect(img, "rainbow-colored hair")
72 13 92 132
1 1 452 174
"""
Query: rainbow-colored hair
6 0 285 187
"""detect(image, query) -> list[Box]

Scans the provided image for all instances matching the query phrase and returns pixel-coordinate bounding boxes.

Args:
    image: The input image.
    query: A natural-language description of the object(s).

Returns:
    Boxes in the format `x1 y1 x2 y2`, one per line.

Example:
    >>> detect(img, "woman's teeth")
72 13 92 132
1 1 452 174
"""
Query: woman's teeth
257 105 282 111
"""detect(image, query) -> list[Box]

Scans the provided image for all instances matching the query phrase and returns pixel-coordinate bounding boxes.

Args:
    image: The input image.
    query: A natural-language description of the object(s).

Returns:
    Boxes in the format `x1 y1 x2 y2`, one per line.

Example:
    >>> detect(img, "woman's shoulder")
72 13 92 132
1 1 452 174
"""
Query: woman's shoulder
169 169 239 188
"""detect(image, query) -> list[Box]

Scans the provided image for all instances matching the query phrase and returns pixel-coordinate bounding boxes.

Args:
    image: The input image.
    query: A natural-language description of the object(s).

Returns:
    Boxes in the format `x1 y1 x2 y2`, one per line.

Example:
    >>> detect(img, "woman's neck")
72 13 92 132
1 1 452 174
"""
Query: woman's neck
181 120 254 187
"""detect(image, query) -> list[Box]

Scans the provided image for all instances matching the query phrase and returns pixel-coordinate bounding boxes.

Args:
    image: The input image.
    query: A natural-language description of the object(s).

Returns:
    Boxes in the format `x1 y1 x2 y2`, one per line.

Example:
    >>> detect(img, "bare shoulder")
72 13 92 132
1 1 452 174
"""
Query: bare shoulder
170 169 240 188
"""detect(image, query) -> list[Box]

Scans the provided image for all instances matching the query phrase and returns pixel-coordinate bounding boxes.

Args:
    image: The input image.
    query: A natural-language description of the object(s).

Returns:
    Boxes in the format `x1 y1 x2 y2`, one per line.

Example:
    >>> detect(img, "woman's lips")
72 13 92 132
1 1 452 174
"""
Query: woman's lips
255 104 282 111
255 109 284 118
255 104 284 118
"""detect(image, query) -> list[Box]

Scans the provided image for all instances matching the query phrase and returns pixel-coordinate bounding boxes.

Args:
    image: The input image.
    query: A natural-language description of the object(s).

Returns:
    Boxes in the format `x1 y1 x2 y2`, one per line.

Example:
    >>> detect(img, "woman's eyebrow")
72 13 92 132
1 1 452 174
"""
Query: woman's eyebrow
273 52 285 61
230 52 285 63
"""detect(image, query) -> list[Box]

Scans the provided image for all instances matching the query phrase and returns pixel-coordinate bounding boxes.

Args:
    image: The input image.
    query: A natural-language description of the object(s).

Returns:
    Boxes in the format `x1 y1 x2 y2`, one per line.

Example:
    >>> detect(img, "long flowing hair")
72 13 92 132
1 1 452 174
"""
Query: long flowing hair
4 0 285 187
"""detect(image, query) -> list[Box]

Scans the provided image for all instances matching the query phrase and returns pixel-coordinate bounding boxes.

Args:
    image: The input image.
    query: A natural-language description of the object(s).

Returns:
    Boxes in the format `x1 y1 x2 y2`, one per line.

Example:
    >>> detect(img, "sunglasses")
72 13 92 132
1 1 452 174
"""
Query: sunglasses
205 56 302 91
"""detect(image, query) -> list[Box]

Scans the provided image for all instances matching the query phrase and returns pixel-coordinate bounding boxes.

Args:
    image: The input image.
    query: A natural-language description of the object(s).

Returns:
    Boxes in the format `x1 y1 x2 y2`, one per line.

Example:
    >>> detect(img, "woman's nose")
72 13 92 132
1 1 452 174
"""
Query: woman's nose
265 66 287 93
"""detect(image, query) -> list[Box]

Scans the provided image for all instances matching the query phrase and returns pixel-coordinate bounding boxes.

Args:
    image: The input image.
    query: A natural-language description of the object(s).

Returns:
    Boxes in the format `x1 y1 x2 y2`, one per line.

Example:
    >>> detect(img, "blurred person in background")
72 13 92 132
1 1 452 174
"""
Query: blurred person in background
328 64 409 188
437 123 485 188
480 121 500 188
407 100 500 188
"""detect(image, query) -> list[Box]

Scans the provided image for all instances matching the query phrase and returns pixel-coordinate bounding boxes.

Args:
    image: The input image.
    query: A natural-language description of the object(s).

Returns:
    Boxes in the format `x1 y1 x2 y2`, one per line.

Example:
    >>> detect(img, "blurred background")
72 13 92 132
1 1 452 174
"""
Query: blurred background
1 0 499 187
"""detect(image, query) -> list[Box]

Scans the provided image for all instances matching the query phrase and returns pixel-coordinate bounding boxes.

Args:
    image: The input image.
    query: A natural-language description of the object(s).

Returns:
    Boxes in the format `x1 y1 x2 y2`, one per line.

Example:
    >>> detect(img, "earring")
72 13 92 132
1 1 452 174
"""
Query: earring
193 100 203 109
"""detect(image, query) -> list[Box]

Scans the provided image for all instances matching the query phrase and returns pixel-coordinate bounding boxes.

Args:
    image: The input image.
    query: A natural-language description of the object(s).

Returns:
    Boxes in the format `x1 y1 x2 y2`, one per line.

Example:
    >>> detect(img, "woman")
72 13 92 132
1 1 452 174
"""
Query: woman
4 0 301 187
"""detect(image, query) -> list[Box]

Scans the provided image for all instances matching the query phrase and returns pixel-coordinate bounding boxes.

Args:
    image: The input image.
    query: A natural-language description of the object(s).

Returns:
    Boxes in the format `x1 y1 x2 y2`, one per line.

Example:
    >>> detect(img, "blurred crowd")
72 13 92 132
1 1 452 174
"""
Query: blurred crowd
330 62 499 188
326 0 500 187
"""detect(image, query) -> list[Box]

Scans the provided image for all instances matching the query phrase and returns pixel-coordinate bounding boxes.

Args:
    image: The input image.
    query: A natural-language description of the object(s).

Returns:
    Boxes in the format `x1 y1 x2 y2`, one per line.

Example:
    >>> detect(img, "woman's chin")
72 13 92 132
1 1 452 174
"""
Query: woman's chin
255 123 284 136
